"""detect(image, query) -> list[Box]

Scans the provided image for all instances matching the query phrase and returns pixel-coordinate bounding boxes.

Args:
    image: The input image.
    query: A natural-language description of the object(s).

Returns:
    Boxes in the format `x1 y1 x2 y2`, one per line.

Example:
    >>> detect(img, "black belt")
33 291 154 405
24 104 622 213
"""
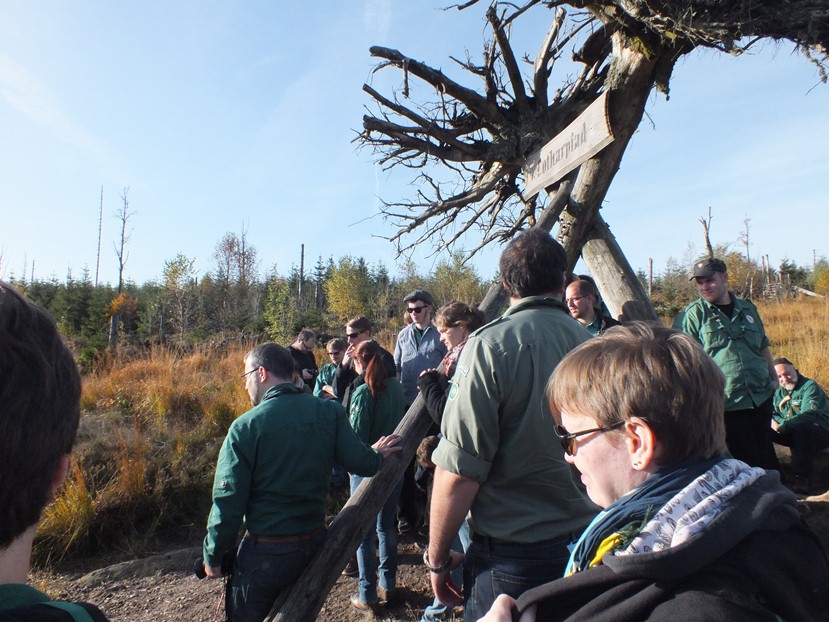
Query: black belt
245 526 325 544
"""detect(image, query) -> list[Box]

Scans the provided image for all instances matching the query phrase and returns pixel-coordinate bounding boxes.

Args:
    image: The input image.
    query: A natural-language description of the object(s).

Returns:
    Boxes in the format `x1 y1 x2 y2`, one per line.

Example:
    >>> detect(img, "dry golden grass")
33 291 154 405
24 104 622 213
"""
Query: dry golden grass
37 300 829 565
35 344 253 565
758 297 829 387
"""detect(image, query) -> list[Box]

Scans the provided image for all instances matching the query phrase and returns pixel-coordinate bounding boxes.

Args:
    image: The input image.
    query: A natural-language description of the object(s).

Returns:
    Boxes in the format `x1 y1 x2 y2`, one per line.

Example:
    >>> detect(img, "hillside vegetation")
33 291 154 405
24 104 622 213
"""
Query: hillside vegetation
34 298 829 567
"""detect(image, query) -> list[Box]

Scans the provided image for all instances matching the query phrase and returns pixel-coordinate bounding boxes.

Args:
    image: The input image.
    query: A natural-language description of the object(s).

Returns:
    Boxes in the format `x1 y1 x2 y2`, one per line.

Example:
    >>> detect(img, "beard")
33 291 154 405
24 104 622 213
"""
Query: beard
782 382 797 392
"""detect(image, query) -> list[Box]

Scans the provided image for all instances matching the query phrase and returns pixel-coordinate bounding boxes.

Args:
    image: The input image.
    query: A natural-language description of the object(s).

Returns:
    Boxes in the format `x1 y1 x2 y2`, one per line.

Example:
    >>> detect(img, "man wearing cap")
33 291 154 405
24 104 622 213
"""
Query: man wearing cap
771 357 829 493
674 257 779 469
394 290 447 534
395 290 447 406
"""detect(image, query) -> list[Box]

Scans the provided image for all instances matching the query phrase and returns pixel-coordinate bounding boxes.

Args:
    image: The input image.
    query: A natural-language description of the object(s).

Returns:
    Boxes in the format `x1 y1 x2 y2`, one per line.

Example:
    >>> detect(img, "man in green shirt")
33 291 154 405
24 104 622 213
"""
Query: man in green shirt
771 357 829 493
0 282 110 621
565 278 619 336
426 230 596 621
202 342 401 622
674 258 779 470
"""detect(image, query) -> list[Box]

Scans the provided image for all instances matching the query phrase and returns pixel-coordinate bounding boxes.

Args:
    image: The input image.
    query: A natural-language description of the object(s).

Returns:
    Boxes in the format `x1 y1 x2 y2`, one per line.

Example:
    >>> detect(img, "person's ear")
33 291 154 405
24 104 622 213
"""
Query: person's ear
625 418 657 471
51 454 71 494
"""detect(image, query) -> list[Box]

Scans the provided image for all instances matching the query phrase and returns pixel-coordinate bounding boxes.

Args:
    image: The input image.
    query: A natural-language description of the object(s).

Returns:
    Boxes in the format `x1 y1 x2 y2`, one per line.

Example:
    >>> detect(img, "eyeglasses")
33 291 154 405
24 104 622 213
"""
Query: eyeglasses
346 330 366 339
407 305 428 314
565 295 586 305
240 368 258 380
554 421 625 455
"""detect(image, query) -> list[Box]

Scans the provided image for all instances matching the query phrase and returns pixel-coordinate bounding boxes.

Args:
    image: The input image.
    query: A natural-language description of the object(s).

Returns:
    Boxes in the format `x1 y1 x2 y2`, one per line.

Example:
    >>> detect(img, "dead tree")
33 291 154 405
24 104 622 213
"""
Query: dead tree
108 187 134 354
274 2 828 619
356 1 827 319
699 207 714 259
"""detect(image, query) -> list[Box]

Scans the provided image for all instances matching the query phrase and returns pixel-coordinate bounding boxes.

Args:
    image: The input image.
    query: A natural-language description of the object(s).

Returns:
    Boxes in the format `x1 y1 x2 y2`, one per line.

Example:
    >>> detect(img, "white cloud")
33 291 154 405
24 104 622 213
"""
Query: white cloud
0 54 123 179
363 0 391 40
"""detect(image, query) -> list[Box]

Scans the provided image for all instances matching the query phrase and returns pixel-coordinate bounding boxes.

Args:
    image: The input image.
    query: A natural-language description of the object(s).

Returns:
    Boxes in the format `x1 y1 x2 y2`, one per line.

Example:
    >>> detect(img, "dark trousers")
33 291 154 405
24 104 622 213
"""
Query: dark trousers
462 530 582 622
397 456 423 528
772 422 829 477
228 532 324 622
724 397 779 470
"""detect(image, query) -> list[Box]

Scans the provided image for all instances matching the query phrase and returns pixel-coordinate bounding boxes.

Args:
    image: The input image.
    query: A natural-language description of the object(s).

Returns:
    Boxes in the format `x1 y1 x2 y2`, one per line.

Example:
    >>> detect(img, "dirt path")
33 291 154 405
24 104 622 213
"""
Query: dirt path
37 536 448 622
36 479 829 622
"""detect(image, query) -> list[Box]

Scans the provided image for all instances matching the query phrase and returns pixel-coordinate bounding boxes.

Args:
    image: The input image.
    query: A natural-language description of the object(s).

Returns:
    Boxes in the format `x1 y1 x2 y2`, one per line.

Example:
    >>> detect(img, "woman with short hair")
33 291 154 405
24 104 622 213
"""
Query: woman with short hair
480 322 829 622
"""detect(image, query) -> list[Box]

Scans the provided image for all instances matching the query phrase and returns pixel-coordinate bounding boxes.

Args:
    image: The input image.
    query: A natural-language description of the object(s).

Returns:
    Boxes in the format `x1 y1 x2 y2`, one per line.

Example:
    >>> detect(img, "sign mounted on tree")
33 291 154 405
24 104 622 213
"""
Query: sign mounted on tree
523 91 614 199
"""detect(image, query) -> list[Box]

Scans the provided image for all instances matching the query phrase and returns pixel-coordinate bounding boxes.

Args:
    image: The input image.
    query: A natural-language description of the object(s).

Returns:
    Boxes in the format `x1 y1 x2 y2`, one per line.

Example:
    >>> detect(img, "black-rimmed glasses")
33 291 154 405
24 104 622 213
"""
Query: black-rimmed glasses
407 305 428 314
554 421 625 455
240 368 258 380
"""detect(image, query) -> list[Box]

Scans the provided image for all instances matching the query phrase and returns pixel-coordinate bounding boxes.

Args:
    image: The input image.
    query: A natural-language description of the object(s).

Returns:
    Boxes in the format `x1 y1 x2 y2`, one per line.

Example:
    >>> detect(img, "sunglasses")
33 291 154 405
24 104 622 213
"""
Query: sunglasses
554 421 625 455
346 330 366 339
407 305 428 314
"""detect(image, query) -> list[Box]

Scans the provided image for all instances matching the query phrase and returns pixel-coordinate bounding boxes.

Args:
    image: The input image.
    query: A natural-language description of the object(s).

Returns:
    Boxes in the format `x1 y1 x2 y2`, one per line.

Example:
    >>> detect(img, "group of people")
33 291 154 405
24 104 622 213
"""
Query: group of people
201 235 829 622
3 225 829 622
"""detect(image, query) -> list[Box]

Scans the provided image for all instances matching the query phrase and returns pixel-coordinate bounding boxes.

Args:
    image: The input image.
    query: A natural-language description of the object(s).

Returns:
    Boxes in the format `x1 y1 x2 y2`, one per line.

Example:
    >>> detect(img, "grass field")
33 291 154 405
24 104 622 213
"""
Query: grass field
35 297 829 565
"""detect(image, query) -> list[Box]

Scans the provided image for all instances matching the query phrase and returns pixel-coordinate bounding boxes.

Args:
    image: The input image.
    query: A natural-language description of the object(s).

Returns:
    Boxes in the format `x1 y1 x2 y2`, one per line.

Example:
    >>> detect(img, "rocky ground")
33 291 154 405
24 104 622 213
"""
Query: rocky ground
33 451 829 622
35 532 450 622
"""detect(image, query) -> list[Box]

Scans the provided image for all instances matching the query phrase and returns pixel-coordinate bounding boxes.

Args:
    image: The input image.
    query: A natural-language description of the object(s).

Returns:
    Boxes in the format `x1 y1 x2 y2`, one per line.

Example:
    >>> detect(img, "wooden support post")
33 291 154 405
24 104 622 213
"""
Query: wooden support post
268 393 434 622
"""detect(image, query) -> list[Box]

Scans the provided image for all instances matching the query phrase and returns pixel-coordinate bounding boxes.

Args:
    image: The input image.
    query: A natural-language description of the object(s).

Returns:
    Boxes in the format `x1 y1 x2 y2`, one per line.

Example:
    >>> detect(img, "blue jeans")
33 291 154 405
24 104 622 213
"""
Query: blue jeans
421 520 471 621
462 530 581 622
350 474 403 604
228 532 324 622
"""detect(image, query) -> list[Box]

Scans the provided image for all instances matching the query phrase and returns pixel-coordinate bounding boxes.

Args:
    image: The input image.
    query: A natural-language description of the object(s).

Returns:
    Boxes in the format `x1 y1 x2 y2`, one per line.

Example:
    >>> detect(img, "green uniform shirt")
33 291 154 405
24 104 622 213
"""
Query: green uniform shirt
674 294 773 412
773 375 829 434
433 296 597 543
203 383 383 567
349 377 406 443
313 362 337 397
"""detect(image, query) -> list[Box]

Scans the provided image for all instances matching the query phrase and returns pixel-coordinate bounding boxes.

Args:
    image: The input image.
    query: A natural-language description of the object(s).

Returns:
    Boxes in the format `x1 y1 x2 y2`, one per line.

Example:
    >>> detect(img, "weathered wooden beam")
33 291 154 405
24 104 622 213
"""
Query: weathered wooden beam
581 216 658 321
558 33 660 321
268 393 434 622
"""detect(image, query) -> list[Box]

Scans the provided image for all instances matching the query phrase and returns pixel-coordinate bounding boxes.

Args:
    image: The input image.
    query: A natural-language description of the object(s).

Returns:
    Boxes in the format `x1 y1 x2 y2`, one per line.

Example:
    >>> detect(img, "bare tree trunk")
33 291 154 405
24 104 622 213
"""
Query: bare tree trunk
109 187 133 355
95 187 103 287
581 217 658 321
699 207 714 259
557 36 659 321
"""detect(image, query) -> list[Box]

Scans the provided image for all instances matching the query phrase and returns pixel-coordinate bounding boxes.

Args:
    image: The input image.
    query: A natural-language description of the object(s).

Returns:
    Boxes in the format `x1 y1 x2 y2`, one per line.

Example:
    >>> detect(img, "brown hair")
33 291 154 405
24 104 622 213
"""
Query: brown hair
499 229 567 298
0 282 82 546
547 322 727 467
346 316 372 334
435 301 486 333
354 340 388 400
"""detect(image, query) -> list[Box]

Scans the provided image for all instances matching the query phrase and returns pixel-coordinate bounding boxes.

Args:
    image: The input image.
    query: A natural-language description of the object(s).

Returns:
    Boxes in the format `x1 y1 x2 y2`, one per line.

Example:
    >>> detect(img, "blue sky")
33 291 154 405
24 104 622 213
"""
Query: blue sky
1 1 827 286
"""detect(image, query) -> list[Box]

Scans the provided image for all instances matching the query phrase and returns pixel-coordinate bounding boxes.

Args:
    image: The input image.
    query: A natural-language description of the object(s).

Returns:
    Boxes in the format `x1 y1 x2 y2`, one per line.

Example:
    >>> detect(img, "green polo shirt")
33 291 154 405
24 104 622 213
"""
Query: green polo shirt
674 294 773 411
203 384 383 567
349 377 406 444
433 296 596 543
773 375 829 433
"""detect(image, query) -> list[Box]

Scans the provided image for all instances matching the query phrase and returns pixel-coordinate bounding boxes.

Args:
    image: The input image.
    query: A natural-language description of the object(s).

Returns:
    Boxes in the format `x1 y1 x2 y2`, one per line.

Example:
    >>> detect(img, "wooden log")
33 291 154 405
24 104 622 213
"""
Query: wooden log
558 34 660 321
581 217 658 321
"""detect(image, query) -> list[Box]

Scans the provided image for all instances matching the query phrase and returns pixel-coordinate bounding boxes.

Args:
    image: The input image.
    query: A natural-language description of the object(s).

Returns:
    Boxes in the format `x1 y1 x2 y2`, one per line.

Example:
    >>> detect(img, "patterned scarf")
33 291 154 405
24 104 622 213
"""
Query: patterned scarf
565 457 762 575
441 341 467 378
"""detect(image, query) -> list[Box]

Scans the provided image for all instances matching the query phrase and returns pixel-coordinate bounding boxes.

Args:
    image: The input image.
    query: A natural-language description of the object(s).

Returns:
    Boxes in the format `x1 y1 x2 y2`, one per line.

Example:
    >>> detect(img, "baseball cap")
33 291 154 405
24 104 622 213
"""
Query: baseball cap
403 290 435 306
690 258 727 280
